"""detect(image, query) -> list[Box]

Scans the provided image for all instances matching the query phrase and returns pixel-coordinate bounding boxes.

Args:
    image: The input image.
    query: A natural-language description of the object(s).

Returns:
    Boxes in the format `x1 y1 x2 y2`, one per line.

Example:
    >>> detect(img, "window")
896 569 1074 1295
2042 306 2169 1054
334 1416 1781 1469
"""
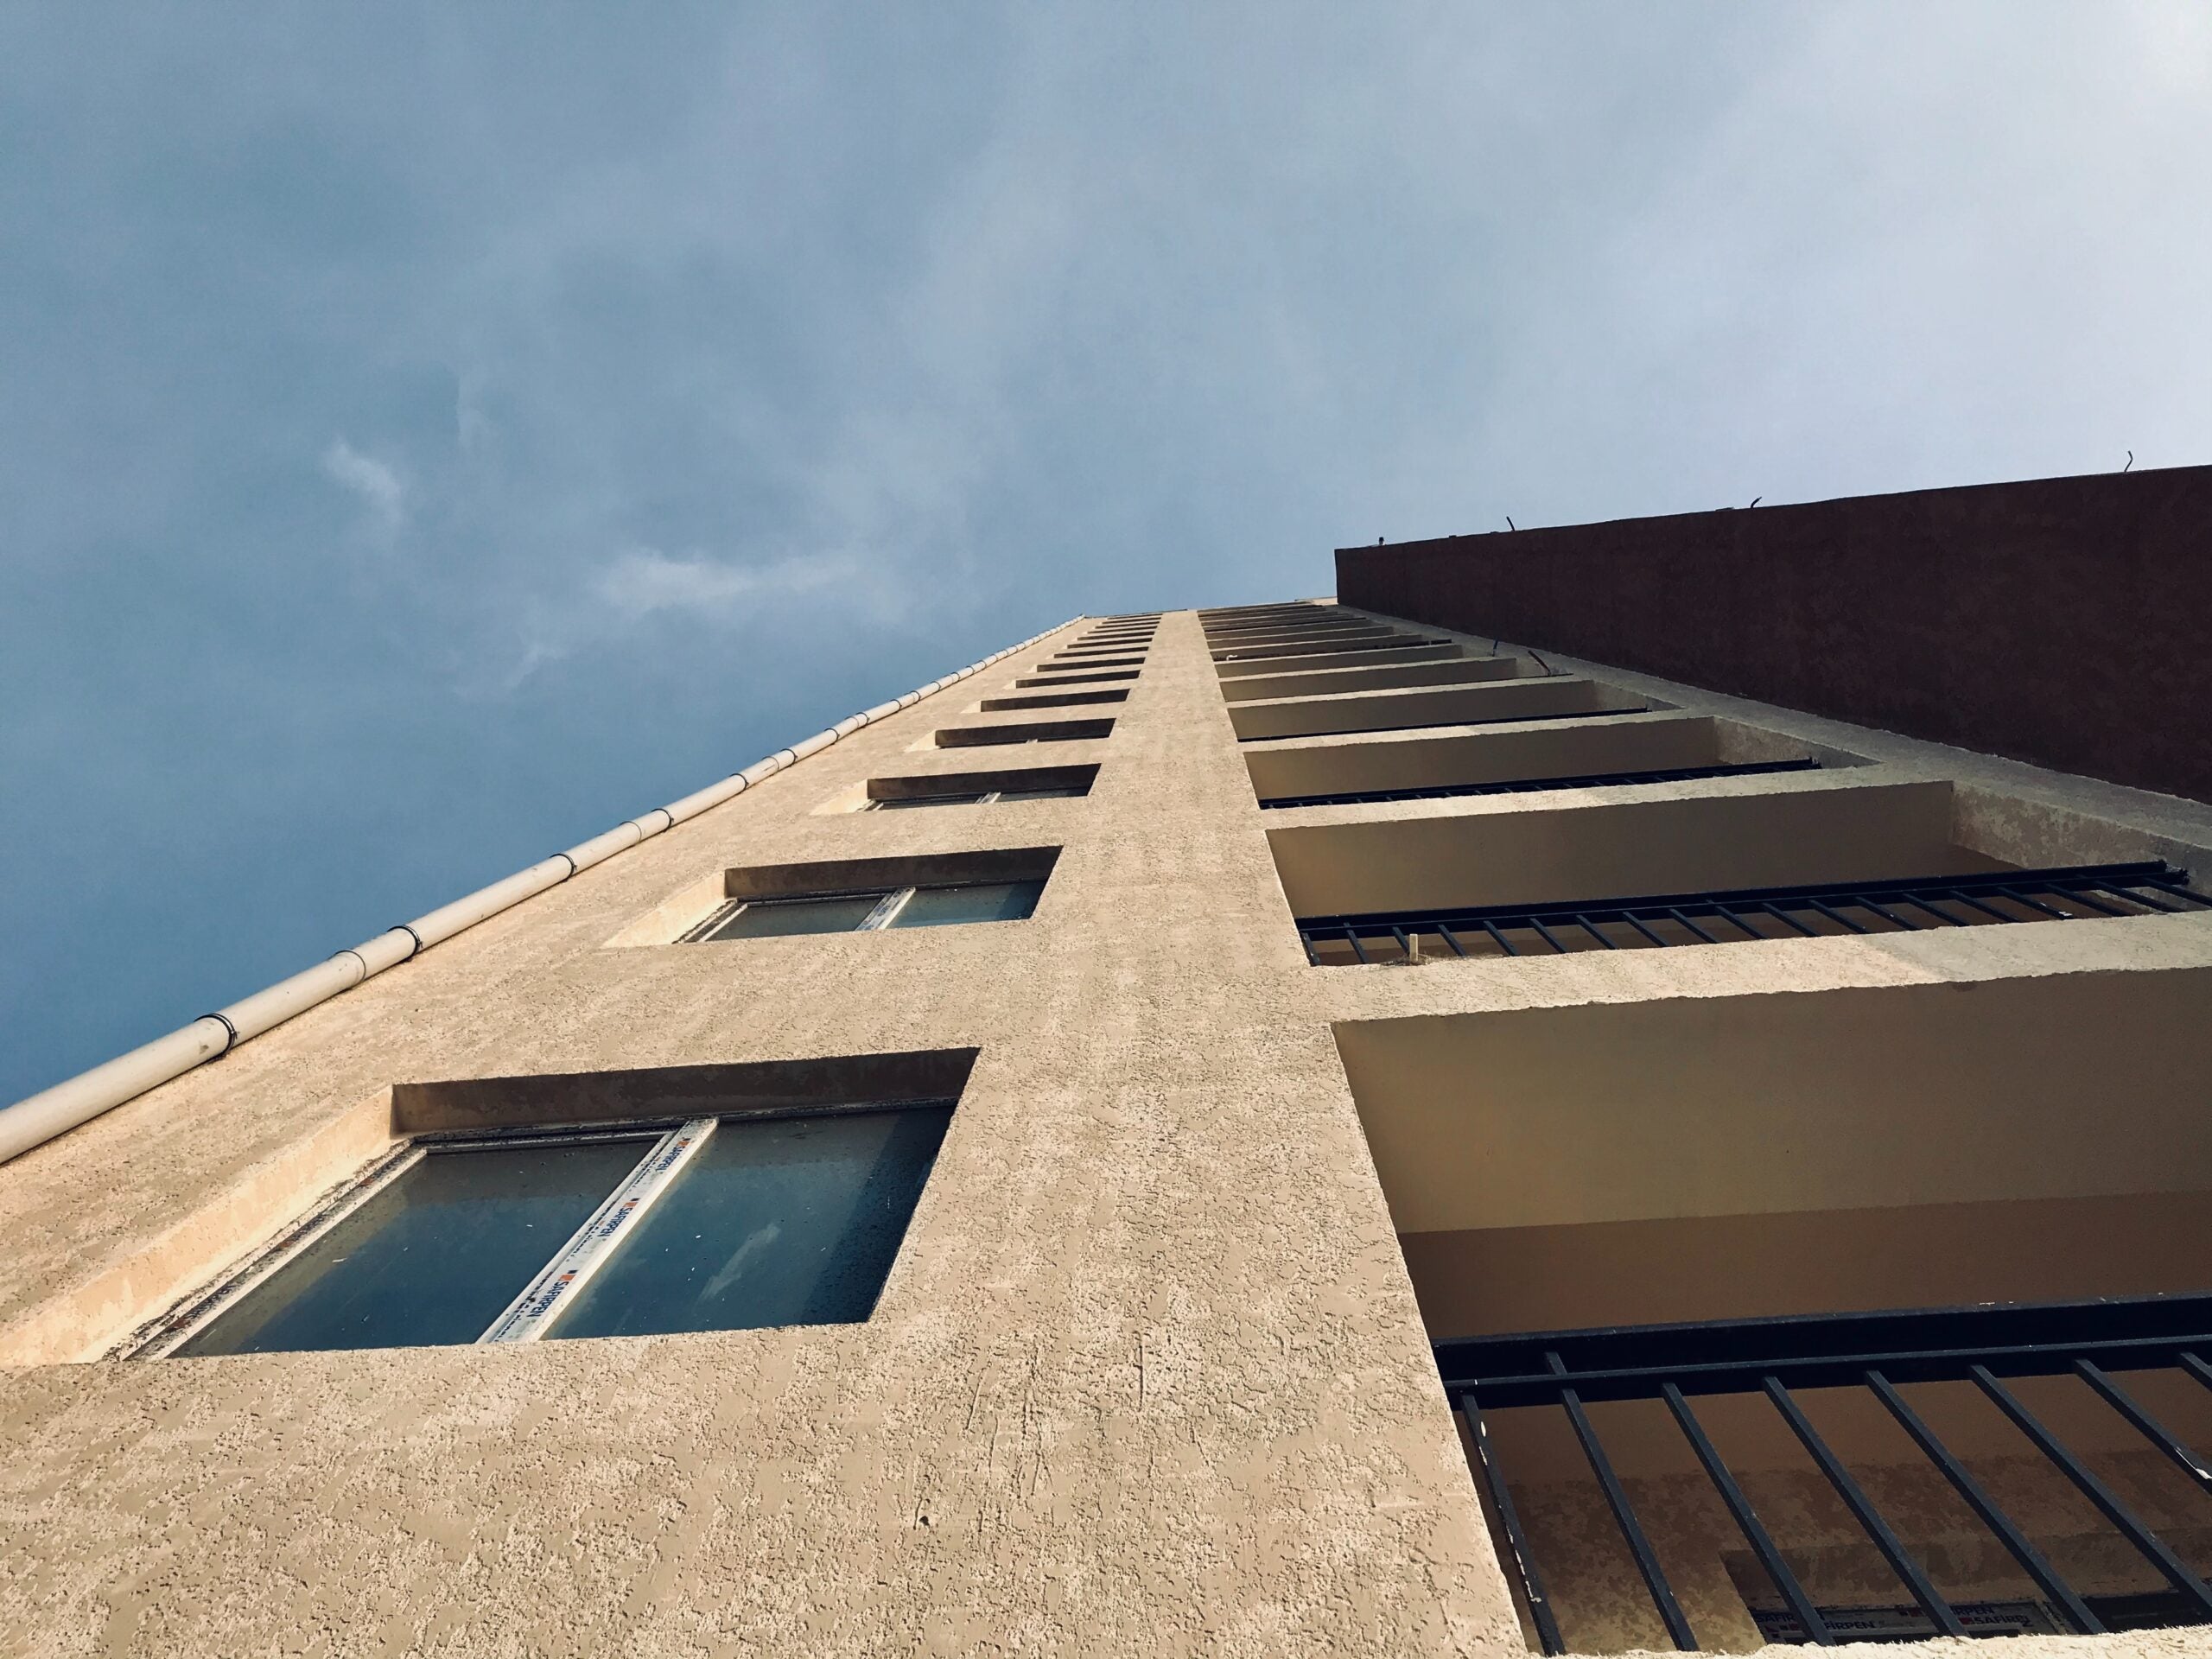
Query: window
684 880 1044 940
868 785 1084 810
858 766 1094 811
161 1103 953 1355
934 716 1115 747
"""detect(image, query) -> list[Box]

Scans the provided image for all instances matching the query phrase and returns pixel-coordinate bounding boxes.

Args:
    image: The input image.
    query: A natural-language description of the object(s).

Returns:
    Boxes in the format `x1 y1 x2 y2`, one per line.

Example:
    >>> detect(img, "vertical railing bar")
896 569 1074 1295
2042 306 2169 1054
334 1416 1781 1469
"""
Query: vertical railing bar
1666 908 1723 945
1526 917 1572 955
2074 1360 2212 1494
1865 1370 2104 1634
2001 886 2076 920
1970 1364 2212 1616
1854 894 1922 931
1478 917 1519 957
1762 1376 1967 1637
1714 903 1768 940
1621 911 1669 948
1459 1390 1567 1656
1299 927 1319 967
1806 898 1872 935
2056 883 2132 918
1390 926 1413 962
1346 925 1370 966
1577 915 1620 950
1436 924 1468 958
1942 889 2022 923
2139 876 2211 908
1758 901 1821 938
1661 1382 1832 1645
1897 893 1969 925
2109 883 2183 914
1550 1353 1700 1650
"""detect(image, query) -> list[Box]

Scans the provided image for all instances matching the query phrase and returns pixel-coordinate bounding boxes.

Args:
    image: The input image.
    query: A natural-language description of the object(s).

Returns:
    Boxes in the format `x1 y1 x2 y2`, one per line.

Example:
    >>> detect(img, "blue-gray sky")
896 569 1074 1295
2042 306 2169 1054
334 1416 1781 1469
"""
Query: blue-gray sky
3 3 2209 1103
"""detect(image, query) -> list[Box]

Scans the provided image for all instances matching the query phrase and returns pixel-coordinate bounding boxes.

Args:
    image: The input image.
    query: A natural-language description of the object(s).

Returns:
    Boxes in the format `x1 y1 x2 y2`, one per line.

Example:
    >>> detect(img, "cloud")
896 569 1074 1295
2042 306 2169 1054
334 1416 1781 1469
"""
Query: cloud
319 437 407 527
489 544 865 692
592 545 849 620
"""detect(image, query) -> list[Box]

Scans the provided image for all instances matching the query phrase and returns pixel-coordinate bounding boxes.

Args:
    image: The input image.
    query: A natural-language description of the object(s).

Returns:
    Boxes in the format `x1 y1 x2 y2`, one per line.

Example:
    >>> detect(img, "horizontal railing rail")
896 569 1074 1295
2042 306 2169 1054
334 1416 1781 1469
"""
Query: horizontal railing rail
1440 1293 2212 1651
1258 758 1818 809
1298 860 2206 963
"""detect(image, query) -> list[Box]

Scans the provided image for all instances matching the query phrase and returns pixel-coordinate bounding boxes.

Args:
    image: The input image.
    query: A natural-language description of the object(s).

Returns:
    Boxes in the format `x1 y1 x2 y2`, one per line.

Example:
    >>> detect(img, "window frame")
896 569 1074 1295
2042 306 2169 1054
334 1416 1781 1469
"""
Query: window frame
130 1100 956 1359
863 786 1084 810
682 878 1044 941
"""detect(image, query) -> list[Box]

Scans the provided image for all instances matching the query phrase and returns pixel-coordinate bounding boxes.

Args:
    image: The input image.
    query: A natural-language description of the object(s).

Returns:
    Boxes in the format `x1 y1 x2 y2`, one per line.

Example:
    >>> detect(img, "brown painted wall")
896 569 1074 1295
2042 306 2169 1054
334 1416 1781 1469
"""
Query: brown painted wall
1335 464 2212 803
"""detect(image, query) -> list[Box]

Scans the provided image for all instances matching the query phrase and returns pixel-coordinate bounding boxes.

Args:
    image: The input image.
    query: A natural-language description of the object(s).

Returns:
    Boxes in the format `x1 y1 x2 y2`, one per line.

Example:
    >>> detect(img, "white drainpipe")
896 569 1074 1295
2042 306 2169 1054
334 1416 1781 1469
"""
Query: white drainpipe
0 619 1079 1166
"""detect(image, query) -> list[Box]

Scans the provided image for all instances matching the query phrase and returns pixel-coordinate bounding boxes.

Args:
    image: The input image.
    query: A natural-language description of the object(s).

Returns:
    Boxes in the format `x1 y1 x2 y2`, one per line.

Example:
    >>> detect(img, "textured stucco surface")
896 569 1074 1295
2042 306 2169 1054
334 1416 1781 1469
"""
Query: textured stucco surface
0 614 1514 1658
3 606 2211 1656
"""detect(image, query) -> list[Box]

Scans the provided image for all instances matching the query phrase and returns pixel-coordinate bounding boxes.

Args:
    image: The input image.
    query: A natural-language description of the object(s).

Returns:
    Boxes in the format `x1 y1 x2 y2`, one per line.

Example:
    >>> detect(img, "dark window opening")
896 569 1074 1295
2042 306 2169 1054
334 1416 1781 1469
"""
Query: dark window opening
686 880 1045 940
166 1103 955 1355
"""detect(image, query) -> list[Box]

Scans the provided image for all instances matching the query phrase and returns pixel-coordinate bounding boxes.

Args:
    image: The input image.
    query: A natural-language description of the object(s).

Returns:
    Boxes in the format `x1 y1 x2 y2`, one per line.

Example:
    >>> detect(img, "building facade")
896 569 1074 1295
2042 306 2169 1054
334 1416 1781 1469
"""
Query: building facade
3 479 2211 1656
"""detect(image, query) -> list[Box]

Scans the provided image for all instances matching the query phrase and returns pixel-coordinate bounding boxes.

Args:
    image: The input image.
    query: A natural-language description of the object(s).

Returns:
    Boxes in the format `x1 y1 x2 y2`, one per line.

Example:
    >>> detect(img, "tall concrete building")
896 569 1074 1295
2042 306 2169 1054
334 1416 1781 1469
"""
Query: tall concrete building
3 467 2210 1656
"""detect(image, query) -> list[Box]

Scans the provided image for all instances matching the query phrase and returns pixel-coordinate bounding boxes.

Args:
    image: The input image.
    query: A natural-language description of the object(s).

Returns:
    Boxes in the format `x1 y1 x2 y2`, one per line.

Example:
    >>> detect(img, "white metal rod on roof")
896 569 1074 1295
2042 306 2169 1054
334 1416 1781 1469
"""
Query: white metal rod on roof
0 618 1080 1167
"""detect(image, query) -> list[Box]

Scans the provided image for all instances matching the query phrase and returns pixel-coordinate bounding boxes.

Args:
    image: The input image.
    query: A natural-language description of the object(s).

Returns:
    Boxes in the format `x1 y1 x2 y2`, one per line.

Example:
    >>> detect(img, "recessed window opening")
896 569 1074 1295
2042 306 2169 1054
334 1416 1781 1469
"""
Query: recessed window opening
685 879 1044 940
149 1103 955 1357
861 766 1095 810
979 688 1128 712
1014 669 1136 687
936 717 1114 747
868 786 1085 810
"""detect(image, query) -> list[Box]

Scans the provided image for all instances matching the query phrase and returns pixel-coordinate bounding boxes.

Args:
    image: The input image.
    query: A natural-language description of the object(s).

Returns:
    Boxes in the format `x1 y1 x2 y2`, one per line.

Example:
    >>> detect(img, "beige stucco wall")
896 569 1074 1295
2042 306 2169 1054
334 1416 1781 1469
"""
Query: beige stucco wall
2 602 2210 1656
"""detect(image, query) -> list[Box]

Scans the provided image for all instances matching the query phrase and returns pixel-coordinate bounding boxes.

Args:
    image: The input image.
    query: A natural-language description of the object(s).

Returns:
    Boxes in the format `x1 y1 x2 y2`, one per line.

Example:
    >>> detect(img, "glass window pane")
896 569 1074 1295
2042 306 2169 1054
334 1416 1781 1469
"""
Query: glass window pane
175 1139 649 1356
550 1107 953 1339
888 880 1044 928
703 893 887 938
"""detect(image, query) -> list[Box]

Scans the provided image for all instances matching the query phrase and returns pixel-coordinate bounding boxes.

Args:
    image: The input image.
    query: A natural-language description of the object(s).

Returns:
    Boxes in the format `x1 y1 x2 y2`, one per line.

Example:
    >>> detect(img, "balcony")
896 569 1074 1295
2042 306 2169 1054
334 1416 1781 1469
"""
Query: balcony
1338 970 2212 1649
1441 1294 2212 1649
1231 676 1653 743
1245 712 1829 806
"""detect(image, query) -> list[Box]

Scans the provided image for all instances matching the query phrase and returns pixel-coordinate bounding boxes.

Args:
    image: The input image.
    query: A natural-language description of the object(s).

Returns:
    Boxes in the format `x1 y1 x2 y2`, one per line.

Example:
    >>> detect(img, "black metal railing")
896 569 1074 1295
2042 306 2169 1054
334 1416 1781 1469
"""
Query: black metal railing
1440 1293 2212 1650
1297 861 2206 963
1260 758 1818 809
